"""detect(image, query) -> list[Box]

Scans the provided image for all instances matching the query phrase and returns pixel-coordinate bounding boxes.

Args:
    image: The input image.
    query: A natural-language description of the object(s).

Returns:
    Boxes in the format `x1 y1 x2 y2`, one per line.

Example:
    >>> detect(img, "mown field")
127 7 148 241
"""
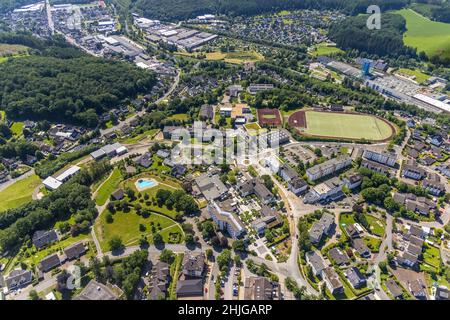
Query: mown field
394 9 450 59
302 111 394 141
0 174 42 212
310 43 344 57
180 50 264 64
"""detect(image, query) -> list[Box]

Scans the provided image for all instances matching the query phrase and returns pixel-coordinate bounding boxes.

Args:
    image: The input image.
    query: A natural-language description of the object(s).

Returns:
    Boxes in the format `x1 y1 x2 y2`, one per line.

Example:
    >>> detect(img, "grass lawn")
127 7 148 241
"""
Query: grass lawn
180 50 264 65
95 208 183 252
95 168 123 206
0 43 29 55
119 129 159 144
339 213 356 228
394 9 450 59
0 174 42 212
304 111 394 141
262 114 277 119
363 236 382 253
396 68 430 84
0 110 5 122
21 232 92 267
10 121 24 137
244 122 261 131
310 43 344 57
422 243 441 271
168 113 189 121
365 215 385 237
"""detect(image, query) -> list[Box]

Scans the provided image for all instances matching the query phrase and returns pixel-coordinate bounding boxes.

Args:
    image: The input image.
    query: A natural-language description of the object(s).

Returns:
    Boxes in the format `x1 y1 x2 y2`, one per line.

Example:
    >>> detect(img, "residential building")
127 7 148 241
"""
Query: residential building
352 238 371 258
345 267 366 289
343 173 362 190
194 173 228 201
279 163 298 182
306 156 352 181
64 242 87 261
328 247 350 266
385 279 403 299
208 201 246 239
308 212 335 244
304 177 345 204
4 269 32 291
148 261 170 300
423 179 445 196
39 253 61 272
305 251 326 276
322 267 344 295
247 84 275 95
288 177 308 195
244 276 281 300
363 150 397 167
176 279 204 298
402 160 426 180
181 252 205 278
32 230 58 249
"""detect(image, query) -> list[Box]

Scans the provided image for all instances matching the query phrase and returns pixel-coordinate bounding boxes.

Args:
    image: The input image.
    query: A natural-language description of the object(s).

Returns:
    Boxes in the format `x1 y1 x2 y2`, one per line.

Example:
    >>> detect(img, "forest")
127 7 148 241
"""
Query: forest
130 0 408 21
328 13 417 58
0 34 156 126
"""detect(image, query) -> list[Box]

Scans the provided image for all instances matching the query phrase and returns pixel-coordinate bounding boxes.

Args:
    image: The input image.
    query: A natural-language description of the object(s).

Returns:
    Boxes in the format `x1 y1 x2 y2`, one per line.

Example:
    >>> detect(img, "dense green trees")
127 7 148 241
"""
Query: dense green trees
131 0 407 21
0 34 156 126
329 13 417 58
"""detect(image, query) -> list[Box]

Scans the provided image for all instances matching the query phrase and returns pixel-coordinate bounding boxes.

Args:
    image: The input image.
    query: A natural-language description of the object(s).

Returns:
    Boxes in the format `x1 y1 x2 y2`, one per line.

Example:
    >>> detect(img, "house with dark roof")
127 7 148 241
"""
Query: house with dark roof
422 179 445 196
385 279 403 299
352 238 371 258
345 267 366 289
32 230 58 250
148 261 170 300
182 252 205 278
4 269 32 290
199 104 214 120
322 267 344 295
409 279 427 300
64 242 87 261
134 152 153 168
305 251 326 276
244 276 281 300
308 212 335 244
111 189 125 201
39 253 61 272
176 278 204 298
329 247 350 266
288 177 308 196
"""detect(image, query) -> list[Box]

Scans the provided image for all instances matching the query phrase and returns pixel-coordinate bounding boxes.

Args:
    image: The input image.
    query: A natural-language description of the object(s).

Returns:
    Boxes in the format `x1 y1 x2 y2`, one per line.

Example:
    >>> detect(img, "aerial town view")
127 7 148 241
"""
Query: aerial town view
0 0 450 307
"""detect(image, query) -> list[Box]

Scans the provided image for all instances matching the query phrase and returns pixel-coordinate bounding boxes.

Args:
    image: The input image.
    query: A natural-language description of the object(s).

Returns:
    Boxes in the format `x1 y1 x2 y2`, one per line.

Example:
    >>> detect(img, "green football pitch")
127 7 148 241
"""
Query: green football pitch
304 111 394 141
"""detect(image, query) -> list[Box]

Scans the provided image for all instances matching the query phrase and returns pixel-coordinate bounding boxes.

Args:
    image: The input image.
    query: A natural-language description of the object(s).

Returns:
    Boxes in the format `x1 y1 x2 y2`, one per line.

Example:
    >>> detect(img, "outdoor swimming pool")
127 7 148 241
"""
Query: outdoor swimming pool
136 179 158 190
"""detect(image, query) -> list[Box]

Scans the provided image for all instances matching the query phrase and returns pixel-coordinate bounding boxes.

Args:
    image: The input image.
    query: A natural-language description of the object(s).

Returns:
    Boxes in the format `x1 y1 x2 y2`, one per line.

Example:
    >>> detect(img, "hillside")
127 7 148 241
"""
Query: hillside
130 0 408 21
328 13 417 58
0 34 156 127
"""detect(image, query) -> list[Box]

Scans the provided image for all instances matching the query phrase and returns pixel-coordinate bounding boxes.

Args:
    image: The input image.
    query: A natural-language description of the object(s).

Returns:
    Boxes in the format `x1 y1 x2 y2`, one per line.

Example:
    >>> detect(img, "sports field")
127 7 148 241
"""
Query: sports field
290 111 394 141
0 174 42 212
394 9 450 59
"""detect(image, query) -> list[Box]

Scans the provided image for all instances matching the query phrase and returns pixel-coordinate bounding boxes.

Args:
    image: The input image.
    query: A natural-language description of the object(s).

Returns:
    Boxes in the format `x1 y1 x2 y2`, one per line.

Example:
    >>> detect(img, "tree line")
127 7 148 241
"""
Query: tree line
0 34 157 127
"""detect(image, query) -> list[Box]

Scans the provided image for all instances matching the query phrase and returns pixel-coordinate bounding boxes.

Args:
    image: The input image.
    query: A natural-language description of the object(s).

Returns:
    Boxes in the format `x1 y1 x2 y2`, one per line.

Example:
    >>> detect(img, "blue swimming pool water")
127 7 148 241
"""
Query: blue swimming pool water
137 179 157 188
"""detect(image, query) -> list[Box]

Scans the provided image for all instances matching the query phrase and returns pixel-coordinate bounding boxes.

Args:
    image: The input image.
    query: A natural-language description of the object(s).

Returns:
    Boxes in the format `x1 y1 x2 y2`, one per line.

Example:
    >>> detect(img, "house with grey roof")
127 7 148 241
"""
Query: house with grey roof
32 230 58 249
308 212 335 244
39 253 61 272
4 269 32 290
182 252 205 278
346 267 366 289
195 173 228 201
328 247 350 266
176 278 204 298
305 251 326 276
